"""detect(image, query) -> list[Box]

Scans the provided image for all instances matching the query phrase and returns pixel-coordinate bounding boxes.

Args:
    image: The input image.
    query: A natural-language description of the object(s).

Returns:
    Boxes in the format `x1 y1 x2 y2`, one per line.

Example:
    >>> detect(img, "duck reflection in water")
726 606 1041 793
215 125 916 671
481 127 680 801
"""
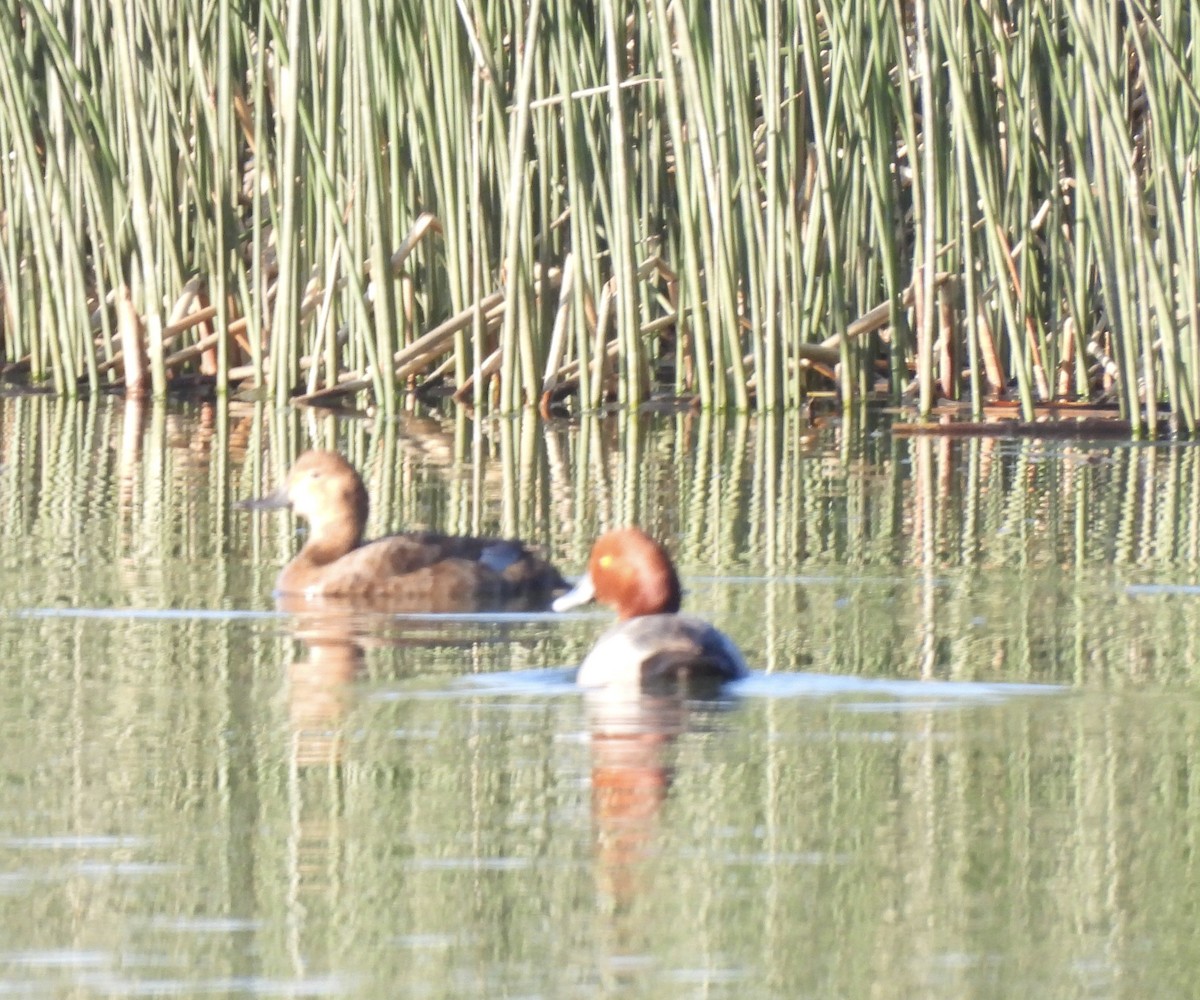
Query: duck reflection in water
279 591 541 768
587 691 684 909
239 449 565 610
283 603 366 769
585 686 741 927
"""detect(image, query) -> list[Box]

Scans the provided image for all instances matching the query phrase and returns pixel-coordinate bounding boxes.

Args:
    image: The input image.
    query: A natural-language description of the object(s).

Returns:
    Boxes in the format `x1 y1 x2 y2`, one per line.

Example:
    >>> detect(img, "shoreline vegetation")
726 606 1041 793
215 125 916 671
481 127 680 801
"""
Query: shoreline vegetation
0 2 1196 434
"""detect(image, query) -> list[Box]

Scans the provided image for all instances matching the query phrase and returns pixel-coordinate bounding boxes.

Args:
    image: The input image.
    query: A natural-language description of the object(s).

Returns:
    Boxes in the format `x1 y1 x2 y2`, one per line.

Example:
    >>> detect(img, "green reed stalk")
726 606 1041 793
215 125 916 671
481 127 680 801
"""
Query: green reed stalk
495 0 541 413
911 0 936 415
347 0 397 415
245 5 268 390
266 0 303 403
758 0 783 411
469 69 488 410
721 0 762 410
601 0 642 408
313 0 343 394
954 109 983 416
647 0 712 406
210 0 234 396
1185 166 1200 428
0 138 22 366
547 12 590 406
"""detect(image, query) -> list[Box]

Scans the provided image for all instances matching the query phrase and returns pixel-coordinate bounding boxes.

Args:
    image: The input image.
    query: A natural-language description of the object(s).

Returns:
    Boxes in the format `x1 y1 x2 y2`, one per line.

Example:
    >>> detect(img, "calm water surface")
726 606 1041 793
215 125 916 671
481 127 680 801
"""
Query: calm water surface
2 395 1200 998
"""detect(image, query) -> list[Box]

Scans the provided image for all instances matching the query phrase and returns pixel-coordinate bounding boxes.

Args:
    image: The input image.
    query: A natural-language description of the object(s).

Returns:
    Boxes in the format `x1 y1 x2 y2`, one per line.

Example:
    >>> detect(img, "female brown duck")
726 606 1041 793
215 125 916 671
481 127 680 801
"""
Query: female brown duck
241 450 565 607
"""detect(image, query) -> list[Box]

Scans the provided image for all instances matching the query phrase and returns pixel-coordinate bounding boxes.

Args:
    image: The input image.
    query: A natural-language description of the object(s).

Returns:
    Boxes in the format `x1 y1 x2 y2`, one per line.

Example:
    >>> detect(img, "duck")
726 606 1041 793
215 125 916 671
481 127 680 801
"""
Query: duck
239 450 566 608
553 527 749 691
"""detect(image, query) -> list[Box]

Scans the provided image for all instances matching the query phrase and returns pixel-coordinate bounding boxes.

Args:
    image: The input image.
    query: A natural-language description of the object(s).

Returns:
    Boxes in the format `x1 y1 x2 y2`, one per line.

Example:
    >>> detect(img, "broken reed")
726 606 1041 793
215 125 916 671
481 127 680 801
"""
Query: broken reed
0 1 1197 430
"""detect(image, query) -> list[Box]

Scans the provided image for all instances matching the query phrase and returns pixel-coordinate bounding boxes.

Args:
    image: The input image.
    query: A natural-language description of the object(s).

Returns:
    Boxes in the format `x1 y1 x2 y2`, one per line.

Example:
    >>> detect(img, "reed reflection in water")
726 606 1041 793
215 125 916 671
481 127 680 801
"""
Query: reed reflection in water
2 394 1200 995
2 394 1199 686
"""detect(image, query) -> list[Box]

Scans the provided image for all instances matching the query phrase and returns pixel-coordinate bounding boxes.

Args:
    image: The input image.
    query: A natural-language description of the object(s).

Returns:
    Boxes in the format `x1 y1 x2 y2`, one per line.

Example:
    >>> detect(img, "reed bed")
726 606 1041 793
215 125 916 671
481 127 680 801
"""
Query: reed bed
0 2 1196 432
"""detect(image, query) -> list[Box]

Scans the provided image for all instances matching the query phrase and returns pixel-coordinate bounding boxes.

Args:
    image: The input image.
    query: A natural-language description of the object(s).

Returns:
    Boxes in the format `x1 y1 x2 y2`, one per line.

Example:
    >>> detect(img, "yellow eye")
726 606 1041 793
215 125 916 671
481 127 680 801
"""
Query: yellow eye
597 554 613 568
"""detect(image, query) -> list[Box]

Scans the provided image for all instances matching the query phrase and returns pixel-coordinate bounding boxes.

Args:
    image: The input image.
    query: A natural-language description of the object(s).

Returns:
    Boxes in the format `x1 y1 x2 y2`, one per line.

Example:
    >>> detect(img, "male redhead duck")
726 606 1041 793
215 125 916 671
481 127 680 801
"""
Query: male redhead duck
553 527 748 690
240 450 565 607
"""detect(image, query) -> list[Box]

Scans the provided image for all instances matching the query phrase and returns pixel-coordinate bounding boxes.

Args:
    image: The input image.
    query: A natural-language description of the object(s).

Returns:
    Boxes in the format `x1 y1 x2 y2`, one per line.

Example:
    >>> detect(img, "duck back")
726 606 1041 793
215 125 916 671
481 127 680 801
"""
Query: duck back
575 613 748 691
279 529 565 603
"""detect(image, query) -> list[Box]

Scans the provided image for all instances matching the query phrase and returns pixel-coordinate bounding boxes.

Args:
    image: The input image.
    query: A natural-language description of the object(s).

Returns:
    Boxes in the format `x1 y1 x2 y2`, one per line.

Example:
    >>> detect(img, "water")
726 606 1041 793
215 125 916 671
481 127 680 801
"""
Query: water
1 395 1199 998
